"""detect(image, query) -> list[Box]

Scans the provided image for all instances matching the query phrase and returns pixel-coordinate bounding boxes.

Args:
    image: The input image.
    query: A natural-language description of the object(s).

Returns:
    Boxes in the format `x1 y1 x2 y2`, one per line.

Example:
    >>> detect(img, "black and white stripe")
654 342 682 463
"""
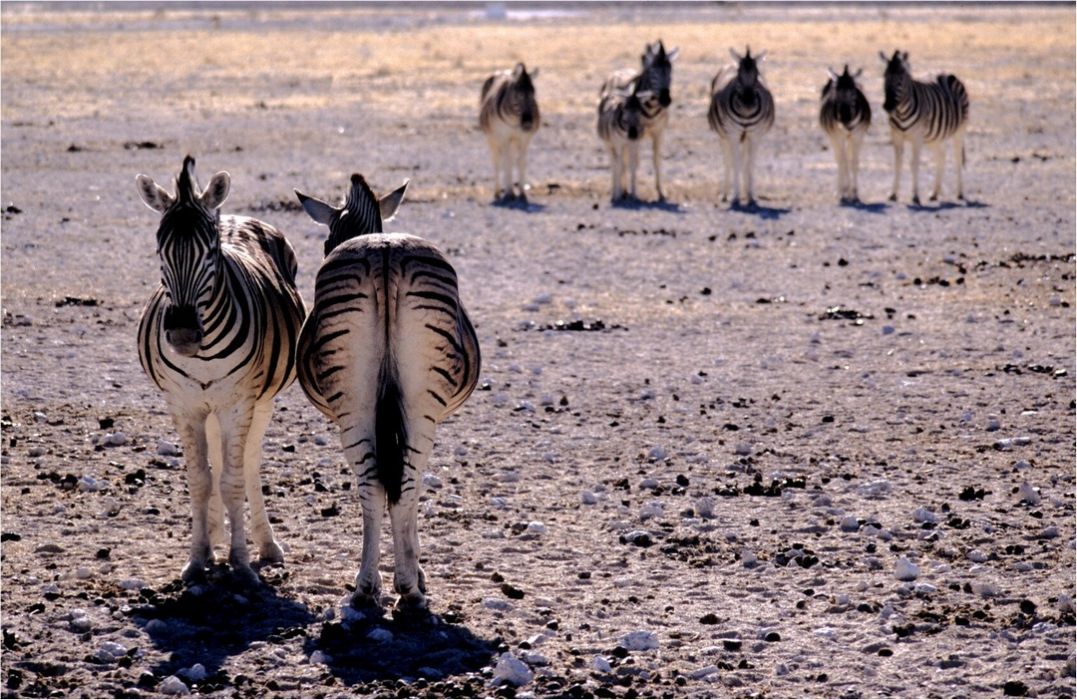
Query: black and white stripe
881 50 969 203
708 47 775 207
479 62 540 201
294 174 480 611
601 40 679 200
820 64 872 203
597 81 647 201
135 155 306 585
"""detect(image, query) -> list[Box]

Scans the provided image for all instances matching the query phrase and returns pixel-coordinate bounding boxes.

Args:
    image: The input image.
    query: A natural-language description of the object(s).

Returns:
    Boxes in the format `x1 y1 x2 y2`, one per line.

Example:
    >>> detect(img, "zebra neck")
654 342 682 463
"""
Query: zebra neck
197 258 245 357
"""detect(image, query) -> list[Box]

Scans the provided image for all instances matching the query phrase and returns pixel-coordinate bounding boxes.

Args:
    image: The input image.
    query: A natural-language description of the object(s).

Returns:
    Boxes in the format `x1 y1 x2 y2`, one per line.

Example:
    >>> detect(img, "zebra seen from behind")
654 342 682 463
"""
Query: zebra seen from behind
881 50 969 204
597 80 650 202
820 64 872 204
601 40 679 200
294 174 480 612
708 46 775 208
135 156 306 585
479 62 540 202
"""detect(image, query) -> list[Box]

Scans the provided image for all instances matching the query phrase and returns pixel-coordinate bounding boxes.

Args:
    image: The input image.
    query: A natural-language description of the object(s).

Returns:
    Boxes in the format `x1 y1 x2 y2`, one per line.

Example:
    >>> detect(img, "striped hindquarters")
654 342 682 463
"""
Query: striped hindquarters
819 83 871 136
708 73 774 139
480 70 539 134
138 216 305 399
597 91 637 144
602 68 667 135
889 74 969 142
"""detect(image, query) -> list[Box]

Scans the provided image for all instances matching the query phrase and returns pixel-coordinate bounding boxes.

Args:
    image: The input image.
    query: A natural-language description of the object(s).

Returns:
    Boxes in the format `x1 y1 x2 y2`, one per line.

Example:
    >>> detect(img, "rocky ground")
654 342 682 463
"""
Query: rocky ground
1 3 1075 698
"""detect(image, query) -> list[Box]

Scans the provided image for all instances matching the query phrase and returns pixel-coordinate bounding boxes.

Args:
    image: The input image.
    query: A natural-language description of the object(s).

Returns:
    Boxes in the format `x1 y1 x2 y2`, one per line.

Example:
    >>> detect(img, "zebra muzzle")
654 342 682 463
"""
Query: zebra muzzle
658 90 671 108
163 304 203 356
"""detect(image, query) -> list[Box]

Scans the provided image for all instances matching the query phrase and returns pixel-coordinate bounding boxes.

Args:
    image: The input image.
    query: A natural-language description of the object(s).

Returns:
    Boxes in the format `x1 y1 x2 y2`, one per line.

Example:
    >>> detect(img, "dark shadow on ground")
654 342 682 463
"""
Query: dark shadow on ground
905 199 989 212
610 195 683 212
126 565 314 686
729 200 792 219
490 195 546 212
840 199 890 213
306 606 499 687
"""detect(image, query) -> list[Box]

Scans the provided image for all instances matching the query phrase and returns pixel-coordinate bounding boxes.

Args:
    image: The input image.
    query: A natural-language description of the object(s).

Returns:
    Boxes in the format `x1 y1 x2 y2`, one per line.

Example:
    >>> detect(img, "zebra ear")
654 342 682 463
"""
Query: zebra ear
729 48 742 62
200 171 230 210
528 66 539 80
666 47 679 62
853 67 863 79
135 174 174 213
378 179 409 223
827 67 839 80
879 50 889 63
755 50 767 62
294 190 336 225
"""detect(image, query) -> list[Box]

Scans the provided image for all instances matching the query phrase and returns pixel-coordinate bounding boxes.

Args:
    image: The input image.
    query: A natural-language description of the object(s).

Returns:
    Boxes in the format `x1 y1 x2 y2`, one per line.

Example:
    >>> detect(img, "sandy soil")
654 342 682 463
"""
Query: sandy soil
1 3 1075 698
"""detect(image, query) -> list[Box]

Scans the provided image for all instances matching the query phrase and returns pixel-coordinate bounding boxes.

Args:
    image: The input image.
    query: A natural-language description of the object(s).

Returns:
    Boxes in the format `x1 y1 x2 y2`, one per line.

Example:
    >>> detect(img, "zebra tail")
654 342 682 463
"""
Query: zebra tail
375 358 407 504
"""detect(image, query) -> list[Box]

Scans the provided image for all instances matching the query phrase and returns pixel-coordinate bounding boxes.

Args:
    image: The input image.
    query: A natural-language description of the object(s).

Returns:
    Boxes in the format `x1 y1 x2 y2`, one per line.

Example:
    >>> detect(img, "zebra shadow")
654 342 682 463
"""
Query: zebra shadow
841 200 889 214
304 607 499 687
490 195 547 213
728 200 791 219
129 568 315 686
905 199 989 212
611 196 683 212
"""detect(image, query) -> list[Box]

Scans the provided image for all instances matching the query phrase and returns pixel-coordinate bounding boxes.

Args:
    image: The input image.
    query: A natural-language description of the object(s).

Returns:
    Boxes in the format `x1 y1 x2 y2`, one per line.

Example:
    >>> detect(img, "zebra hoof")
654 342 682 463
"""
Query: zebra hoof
912 196 922 206
394 591 428 616
888 193 898 202
181 559 207 585
929 193 939 202
257 540 285 565
350 590 384 611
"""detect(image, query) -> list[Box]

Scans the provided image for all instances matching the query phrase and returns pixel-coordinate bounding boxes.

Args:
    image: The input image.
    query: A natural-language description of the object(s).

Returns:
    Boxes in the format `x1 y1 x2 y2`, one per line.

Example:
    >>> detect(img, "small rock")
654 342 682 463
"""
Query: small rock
422 473 444 490
309 650 329 665
366 627 393 643
119 578 145 590
695 497 716 519
967 549 989 563
525 521 546 536
484 597 513 612
688 665 720 680
619 630 659 651
158 675 190 696
182 664 207 682
1018 482 1041 506
580 490 598 505
156 440 180 456
740 548 757 567
895 557 919 581
96 641 126 661
104 432 127 447
840 515 860 532
78 475 101 492
647 446 668 461
912 507 939 524
491 652 533 687
592 655 612 673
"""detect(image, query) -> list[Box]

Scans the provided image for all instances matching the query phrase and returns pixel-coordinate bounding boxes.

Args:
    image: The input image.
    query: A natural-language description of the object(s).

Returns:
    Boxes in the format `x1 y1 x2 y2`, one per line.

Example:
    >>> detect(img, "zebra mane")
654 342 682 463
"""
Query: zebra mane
343 174 384 235
175 155 201 205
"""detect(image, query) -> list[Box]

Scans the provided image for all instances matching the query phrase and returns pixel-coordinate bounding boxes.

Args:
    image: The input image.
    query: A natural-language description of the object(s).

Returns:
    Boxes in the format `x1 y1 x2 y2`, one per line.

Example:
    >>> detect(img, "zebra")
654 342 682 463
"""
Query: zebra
479 62 540 202
601 40 679 200
294 174 480 611
708 46 775 207
881 50 969 204
597 80 649 201
820 64 872 204
135 156 306 585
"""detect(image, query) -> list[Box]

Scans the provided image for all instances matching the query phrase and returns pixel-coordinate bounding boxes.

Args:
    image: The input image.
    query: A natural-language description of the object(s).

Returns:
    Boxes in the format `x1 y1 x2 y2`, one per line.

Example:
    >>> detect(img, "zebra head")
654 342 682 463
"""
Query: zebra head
295 175 409 256
508 62 540 132
730 46 768 107
136 155 229 357
640 39 679 108
881 50 910 112
826 64 865 124
621 82 653 141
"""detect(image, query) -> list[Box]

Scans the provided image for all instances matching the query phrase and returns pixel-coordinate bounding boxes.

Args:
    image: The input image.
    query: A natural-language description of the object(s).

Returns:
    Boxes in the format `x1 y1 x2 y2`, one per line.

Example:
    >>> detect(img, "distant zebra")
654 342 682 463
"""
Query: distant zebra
597 81 649 201
294 174 480 611
708 47 775 207
479 63 540 201
881 50 969 204
135 156 305 585
601 40 679 200
820 64 872 203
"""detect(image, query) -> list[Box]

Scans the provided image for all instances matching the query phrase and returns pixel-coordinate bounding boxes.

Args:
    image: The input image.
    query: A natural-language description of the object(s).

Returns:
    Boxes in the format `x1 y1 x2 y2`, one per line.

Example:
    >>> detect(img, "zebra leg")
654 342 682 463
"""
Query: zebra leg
746 136 759 207
205 413 226 553
910 138 924 206
730 137 744 207
217 402 259 586
499 140 515 200
929 143 946 201
389 428 433 610
343 432 385 607
954 128 966 200
171 407 213 583
889 133 904 202
516 133 533 198
628 141 640 200
829 134 845 202
651 131 665 201
487 136 503 200
609 145 623 201
719 139 732 202
850 132 864 202
244 401 284 563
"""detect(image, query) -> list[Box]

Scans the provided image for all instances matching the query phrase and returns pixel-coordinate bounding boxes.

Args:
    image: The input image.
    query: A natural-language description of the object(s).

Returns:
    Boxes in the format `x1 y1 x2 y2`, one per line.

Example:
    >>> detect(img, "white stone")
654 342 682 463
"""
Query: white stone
526 521 546 536
156 440 180 456
740 548 758 567
523 652 549 666
75 566 92 580
859 479 892 498
895 557 919 581
105 432 127 447
182 664 207 682
310 650 329 665
78 475 101 492
1018 482 1041 506
966 549 989 563
96 641 126 661
912 507 939 524
639 501 664 521
694 497 715 519
915 583 938 594
119 578 145 590
592 655 612 673
647 446 668 461
422 473 444 490
491 653 533 687
688 665 720 680
483 597 513 611
840 515 860 532
158 676 190 696
619 630 659 651
971 581 999 597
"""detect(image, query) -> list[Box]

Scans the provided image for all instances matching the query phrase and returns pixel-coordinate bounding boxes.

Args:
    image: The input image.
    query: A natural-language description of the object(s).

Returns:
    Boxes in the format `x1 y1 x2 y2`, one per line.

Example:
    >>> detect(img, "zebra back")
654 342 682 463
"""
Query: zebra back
882 51 968 142
479 63 540 134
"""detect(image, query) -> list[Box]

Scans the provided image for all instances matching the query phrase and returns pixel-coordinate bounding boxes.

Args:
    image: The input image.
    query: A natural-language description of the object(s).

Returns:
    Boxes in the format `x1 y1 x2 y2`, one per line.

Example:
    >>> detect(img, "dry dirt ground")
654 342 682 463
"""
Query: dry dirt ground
1 3 1075 698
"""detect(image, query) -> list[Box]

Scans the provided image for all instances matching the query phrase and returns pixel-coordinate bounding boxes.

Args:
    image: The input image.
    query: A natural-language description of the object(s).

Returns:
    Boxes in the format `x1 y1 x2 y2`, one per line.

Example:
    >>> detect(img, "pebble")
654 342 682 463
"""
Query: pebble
491 653 533 687
182 664 207 682
647 446 668 461
580 490 597 505
120 578 145 590
422 474 443 490
840 515 860 532
526 521 546 536
144 619 168 634
366 627 393 643
695 497 716 519
1038 525 1059 539
592 655 612 673
881 325 895 335
309 650 329 665
313 435 329 446
158 675 190 696
639 501 664 521
523 652 549 666
740 548 758 567
156 440 180 456
96 641 127 661
1013 460 1031 471
639 477 659 490
28 446 45 458
75 566 92 580
484 597 513 611
971 581 999 597
619 630 659 651
912 507 939 524
734 443 752 456
1018 482 1041 506
688 665 720 680
78 475 101 492
967 549 989 563
986 416 1001 431
104 432 127 447
914 583 938 594
859 479 891 498
1058 594 1075 615
894 557 919 581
